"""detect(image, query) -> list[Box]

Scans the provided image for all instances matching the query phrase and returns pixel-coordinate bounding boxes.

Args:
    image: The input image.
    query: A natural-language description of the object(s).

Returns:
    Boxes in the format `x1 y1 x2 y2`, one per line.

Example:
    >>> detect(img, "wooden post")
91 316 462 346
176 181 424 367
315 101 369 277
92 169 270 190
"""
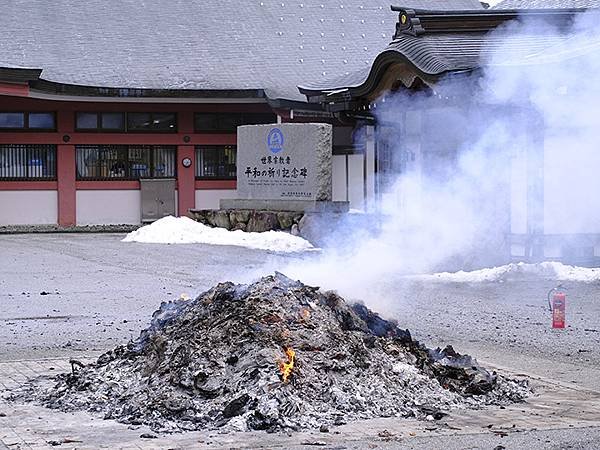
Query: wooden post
56 111 76 226
526 110 545 261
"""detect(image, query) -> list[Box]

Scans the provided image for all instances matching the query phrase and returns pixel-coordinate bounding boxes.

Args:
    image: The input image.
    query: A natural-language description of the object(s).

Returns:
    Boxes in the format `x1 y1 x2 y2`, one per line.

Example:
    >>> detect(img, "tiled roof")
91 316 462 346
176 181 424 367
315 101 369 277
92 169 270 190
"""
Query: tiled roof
0 0 482 102
299 7 600 101
299 32 578 94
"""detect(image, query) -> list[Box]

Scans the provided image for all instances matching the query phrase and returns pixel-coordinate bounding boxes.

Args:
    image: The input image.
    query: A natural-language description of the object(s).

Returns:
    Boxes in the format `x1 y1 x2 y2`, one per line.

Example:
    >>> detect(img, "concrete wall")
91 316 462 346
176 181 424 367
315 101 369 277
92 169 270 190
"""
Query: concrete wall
0 190 57 225
76 190 141 225
195 189 237 210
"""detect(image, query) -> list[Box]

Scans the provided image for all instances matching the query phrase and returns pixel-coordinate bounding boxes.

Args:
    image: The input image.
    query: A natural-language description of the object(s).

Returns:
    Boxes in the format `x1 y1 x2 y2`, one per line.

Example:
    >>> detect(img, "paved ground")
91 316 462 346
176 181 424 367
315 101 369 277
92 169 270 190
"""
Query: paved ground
1 233 600 449
0 233 299 360
388 279 600 393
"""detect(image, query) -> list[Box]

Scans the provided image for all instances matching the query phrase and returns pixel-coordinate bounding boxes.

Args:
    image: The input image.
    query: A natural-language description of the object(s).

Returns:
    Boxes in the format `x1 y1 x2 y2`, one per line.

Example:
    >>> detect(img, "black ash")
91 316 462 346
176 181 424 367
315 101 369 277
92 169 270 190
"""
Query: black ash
11 273 528 432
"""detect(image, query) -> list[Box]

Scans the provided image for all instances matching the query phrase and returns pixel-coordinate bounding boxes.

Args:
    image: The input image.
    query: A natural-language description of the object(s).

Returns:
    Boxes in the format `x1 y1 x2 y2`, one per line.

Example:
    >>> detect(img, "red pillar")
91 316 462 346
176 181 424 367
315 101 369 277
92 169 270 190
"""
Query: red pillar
57 111 76 226
57 145 76 226
177 112 196 217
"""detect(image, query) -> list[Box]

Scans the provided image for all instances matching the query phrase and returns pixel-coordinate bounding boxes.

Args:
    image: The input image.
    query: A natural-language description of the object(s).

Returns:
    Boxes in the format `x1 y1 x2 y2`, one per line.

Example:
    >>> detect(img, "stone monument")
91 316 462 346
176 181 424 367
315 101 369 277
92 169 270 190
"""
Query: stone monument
220 123 348 212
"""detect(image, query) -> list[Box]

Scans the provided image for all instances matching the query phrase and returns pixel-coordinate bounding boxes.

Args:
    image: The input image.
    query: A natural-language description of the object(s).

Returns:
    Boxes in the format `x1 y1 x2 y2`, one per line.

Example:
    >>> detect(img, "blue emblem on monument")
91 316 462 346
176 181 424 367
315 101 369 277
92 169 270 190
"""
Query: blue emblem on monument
267 128 284 154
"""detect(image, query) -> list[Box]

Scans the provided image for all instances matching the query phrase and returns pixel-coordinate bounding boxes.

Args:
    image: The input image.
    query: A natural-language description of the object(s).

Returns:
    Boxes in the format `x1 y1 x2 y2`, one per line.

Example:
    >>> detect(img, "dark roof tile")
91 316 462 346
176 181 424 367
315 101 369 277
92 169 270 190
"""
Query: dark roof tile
0 0 482 101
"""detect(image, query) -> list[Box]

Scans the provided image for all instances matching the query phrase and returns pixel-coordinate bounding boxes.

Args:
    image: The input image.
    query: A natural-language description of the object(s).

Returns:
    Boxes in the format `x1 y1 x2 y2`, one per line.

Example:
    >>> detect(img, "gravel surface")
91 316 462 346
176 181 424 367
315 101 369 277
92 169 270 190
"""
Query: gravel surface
1 233 599 388
386 279 600 392
0 233 299 359
1 233 600 448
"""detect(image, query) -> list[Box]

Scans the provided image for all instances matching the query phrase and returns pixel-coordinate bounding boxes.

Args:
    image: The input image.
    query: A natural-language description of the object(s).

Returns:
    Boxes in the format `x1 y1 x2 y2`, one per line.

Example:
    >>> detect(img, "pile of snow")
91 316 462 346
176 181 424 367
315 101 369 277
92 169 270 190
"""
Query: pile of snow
420 262 600 283
122 216 315 253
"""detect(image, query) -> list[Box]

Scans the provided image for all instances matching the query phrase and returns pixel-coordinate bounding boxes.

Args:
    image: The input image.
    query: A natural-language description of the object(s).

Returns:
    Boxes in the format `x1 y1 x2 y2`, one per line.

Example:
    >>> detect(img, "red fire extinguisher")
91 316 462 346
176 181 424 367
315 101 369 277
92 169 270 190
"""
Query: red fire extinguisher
548 285 566 329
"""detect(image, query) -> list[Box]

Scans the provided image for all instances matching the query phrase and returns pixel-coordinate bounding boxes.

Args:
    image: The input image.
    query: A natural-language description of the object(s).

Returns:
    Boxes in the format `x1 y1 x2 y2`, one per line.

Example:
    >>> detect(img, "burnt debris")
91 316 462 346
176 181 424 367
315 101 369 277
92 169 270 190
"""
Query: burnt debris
12 273 528 432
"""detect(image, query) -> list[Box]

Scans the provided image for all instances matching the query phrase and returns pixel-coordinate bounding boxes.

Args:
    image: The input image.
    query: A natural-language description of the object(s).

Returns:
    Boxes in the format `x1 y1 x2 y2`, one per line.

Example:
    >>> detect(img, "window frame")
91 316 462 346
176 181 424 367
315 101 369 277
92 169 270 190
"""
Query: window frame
74 112 177 133
194 112 276 133
75 144 177 181
126 112 178 133
195 145 237 180
0 112 56 132
75 112 126 133
0 144 57 180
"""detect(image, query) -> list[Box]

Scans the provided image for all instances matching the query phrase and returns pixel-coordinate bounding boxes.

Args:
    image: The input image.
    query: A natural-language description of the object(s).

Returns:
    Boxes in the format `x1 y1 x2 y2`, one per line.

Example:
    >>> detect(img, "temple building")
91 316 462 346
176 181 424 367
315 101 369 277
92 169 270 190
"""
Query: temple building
1 0 483 226
300 0 600 264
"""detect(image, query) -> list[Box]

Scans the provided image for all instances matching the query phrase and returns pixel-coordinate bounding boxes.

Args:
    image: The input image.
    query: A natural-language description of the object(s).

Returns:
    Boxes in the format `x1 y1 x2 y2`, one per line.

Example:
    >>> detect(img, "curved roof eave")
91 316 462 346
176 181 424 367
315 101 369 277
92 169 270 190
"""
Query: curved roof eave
29 79 268 100
0 70 271 102
298 48 462 102
0 66 43 83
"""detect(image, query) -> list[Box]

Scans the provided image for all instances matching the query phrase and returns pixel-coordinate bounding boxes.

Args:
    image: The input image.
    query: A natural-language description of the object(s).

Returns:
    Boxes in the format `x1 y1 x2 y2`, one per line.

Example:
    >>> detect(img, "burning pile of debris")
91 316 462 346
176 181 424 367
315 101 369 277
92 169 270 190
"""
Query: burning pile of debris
15 274 528 432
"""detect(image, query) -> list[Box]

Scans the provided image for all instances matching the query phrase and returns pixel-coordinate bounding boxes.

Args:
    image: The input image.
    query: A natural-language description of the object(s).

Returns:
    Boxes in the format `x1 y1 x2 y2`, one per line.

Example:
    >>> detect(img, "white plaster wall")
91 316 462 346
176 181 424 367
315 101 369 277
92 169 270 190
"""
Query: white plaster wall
0 191 57 225
348 154 365 211
195 189 237 210
365 126 376 210
76 190 141 225
544 244 562 258
510 244 526 258
332 155 347 202
510 150 528 235
544 134 600 234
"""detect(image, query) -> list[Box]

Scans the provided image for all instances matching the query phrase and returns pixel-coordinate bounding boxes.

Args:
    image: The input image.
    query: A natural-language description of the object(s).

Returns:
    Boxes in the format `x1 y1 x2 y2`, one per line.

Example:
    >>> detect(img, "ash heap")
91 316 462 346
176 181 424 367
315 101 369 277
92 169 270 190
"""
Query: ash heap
18 274 528 432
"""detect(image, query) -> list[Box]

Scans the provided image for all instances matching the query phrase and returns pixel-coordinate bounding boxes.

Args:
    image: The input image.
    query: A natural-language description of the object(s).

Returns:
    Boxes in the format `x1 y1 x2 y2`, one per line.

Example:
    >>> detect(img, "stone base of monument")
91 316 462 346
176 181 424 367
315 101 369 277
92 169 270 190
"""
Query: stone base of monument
189 206 355 246
191 122 352 244
219 199 349 213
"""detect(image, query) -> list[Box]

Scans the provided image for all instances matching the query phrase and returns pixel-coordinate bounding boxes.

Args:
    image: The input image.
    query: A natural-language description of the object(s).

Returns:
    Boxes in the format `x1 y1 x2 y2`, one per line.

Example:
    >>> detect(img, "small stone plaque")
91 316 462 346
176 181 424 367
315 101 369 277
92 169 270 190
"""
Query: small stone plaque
236 123 332 202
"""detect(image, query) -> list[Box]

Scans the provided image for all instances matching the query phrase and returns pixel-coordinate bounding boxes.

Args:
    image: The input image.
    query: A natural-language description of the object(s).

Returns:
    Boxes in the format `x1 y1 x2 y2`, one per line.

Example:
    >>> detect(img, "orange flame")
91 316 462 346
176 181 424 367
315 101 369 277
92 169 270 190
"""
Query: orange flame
278 347 296 383
299 308 311 322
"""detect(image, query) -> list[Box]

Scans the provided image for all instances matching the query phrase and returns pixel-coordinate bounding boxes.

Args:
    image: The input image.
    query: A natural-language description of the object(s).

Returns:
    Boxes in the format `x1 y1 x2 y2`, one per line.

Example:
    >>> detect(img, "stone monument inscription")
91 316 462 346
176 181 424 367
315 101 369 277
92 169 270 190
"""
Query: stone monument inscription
236 123 332 202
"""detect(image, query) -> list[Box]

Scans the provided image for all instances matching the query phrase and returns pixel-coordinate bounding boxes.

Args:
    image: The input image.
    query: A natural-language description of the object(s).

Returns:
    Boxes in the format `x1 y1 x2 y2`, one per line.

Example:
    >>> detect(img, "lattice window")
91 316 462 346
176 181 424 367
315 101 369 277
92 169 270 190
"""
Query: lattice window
195 145 237 179
0 144 57 180
76 145 176 180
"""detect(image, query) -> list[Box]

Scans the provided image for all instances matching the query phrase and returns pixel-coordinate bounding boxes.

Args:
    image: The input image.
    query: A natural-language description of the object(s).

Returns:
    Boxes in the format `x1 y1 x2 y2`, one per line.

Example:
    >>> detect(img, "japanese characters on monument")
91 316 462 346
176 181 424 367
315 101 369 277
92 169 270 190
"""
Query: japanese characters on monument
236 123 332 201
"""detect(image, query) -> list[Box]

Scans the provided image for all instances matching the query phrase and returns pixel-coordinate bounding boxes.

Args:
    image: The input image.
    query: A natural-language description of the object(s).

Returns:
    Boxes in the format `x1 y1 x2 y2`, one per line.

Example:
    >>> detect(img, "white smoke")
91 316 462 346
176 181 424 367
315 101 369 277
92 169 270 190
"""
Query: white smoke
277 11 600 309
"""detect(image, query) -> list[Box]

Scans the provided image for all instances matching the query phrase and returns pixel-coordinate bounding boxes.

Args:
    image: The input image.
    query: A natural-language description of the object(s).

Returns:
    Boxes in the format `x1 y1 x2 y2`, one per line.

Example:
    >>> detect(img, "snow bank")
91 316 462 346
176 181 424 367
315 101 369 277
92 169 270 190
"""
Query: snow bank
421 262 600 283
122 216 315 253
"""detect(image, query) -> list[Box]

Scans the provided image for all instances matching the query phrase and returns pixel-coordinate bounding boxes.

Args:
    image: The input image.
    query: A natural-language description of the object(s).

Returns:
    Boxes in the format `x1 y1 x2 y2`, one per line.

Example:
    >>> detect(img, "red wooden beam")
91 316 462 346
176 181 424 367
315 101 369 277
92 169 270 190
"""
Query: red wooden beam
75 181 140 190
0 82 29 97
195 180 236 190
0 132 237 145
0 181 57 190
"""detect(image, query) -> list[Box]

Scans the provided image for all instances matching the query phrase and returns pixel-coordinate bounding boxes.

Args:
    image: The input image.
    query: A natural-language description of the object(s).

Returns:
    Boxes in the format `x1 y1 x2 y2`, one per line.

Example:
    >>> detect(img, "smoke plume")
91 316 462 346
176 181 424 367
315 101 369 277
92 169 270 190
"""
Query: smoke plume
278 10 600 307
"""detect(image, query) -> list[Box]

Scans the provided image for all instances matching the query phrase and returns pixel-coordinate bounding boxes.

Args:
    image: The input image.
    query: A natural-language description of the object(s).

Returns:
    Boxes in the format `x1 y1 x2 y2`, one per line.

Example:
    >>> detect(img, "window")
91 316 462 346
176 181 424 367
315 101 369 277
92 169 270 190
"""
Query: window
127 112 177 132
76 112 125 131
194 113 276 133
0 112 55 131
29 113 56 129
75 112 175 132
195 145 236 179
76 145 176 180
0 144 56 179
102 113 124 130
0 113 24 128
